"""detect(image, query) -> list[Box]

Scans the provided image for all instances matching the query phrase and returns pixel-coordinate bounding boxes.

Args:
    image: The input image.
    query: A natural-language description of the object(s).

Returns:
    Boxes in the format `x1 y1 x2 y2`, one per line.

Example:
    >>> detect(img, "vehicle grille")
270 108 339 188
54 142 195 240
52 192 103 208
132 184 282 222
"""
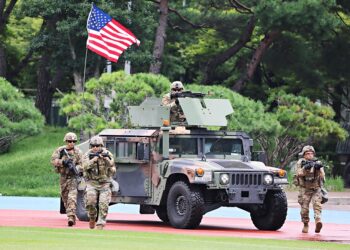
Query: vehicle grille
231 173 263 186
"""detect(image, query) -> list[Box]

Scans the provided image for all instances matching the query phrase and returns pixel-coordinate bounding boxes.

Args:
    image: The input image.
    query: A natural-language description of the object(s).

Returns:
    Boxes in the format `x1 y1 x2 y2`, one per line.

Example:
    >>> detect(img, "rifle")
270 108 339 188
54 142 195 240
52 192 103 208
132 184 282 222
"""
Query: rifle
89 151 111 160
301 159 323 170
59 148 80 176
170 90 205 99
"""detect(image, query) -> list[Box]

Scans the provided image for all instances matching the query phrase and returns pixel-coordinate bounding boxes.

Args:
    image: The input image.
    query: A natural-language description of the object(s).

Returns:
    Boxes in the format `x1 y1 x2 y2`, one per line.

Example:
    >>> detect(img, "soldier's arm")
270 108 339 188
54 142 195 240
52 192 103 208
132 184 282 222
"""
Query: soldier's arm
320 167 326 182
83 152 96 171
75 148 83 172
161 94 176 108
104 151 115 167
296 160 306 177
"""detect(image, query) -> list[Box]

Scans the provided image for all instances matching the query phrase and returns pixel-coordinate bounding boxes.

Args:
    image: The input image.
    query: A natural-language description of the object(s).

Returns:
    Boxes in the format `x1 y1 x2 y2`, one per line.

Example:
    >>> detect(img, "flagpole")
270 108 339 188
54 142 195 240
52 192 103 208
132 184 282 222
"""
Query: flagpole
80 48 88 141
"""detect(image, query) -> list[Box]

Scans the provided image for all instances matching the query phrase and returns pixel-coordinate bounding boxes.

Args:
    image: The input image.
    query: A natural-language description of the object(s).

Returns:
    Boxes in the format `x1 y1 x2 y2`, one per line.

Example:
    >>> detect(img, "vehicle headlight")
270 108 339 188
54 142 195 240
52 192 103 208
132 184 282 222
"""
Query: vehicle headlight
263 174 274 185
220 173 230 185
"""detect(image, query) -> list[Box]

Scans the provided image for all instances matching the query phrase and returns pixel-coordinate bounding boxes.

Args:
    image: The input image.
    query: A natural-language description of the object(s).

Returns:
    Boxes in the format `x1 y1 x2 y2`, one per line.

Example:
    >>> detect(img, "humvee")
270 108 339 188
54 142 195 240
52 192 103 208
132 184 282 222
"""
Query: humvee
75 95 288 230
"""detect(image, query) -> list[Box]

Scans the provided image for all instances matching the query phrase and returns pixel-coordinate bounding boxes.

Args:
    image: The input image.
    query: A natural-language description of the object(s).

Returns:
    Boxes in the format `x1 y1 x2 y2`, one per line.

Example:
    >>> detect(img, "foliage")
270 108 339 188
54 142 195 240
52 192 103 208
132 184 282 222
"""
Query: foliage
263 90 348 167
0 78 44 153
0 126 65 196
59 71 169 133
186 84 281 139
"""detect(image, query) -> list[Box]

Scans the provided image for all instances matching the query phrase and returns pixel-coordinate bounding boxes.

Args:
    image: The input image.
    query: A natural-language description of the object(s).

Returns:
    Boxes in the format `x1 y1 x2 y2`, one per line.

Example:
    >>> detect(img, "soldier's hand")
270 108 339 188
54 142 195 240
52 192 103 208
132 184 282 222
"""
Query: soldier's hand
54 159 61 167
92 156 99 162
314 161 323 170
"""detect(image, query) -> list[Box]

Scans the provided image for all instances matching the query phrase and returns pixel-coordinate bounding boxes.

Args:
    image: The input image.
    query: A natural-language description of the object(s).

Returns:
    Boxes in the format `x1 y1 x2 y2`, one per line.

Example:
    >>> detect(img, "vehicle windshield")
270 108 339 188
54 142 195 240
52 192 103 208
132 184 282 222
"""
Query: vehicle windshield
166 137 244 158
169 138 198 155
204 138 243 156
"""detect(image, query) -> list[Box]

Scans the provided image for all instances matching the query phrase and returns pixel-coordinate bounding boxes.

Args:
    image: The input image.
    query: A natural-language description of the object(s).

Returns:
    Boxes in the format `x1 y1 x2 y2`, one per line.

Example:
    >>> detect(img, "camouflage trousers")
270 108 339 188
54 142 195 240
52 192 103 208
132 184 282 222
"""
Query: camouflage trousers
298 187 322 223
84 182 112 226
60 176 78 218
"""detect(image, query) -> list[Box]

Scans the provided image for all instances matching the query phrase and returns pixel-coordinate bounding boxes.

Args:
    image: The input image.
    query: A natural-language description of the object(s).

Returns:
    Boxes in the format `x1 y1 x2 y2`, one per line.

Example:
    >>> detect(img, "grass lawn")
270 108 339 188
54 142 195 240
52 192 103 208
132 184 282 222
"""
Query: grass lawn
0 227 347 250
0 127 67 197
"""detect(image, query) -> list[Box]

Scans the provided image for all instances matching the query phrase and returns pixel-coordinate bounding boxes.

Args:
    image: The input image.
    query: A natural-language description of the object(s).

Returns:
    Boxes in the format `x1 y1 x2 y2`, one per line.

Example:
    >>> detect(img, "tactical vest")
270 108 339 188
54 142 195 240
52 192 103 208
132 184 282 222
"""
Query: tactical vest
85 149 112 182
59 147 80 177
301 168 321 189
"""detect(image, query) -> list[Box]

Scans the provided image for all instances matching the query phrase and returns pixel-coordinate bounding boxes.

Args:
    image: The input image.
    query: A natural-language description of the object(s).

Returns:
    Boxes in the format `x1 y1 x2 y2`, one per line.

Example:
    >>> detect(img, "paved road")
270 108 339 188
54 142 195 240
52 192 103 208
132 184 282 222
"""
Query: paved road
1 196 350 224
1 195 350 244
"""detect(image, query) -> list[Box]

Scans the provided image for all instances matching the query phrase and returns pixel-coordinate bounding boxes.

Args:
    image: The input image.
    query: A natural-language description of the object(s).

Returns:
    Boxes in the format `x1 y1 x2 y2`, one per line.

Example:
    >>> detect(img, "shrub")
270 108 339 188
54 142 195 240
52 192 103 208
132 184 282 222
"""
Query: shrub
0 77 44 153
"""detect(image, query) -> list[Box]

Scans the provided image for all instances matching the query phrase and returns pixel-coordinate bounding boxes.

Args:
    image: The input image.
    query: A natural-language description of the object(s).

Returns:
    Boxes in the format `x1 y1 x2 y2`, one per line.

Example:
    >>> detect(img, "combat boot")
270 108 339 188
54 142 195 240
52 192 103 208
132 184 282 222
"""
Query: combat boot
96 224 104 230
89 219 96 229
302 223 309 233
68 215 76 227
315 219 323 233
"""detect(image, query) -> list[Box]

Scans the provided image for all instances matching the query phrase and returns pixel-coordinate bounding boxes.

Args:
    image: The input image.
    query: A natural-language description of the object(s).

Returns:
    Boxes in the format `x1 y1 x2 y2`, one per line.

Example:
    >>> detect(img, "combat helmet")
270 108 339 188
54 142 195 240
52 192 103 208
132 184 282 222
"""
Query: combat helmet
170 81 184 90
89 136 104 146
63 132 77 142
300 145 316 156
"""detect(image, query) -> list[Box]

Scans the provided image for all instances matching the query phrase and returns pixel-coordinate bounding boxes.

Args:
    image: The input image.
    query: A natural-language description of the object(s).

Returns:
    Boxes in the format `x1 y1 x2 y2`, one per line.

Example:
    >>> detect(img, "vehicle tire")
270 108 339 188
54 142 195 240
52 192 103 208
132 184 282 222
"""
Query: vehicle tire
156 206 169 223
250 190 287 231
343 163 350 188
76 190 89 221
167 181 204 229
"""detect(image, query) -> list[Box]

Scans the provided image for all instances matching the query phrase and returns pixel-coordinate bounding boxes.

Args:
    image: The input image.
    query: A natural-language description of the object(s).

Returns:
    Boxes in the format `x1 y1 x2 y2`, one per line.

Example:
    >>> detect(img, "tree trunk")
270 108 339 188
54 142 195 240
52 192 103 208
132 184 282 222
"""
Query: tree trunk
331 84 343 122
73 71 83 93
35 54 53 123
68 34 84 92
233 30 280 92
149 0 169 74
0 44 6 78
202 16 255 84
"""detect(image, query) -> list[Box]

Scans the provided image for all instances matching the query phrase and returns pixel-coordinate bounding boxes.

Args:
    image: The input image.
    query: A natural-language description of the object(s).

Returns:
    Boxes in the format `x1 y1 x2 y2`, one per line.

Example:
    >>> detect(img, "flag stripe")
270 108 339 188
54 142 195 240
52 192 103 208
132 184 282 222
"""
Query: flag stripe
86 4 140 63
88 31 127 51
87 36 124 54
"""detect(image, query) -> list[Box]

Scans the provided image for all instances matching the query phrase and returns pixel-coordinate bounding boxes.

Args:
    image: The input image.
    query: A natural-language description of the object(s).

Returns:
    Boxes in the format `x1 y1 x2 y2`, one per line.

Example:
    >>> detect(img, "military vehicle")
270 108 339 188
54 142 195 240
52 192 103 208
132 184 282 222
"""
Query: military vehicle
75 95 288 230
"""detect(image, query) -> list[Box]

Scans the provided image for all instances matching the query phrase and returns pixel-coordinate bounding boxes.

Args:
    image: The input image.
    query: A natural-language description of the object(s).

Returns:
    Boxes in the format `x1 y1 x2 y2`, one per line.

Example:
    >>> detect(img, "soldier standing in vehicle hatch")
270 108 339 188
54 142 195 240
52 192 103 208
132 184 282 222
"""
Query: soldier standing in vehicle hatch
83 136 116 230
294 145 325 233
161 81 186 122
51 132 83 227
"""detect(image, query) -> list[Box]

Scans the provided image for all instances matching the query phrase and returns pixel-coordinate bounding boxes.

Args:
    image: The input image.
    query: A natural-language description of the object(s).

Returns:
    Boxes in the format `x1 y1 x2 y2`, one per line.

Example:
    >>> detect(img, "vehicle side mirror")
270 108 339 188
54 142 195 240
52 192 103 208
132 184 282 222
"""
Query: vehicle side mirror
137 143 150 161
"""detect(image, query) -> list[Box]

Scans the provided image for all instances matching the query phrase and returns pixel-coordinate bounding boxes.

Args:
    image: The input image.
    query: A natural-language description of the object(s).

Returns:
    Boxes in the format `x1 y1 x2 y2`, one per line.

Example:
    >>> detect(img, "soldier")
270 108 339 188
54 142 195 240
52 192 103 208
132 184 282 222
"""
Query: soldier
51 132 82 227
294 145 325 233
161 81 186 122
83 136 116 230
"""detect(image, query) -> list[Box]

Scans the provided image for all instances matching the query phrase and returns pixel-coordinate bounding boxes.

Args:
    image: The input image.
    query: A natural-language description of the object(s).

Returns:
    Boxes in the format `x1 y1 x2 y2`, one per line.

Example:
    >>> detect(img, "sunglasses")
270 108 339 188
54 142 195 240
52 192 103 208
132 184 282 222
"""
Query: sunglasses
66 140 77 143
90 144 101 148
172 88 183 91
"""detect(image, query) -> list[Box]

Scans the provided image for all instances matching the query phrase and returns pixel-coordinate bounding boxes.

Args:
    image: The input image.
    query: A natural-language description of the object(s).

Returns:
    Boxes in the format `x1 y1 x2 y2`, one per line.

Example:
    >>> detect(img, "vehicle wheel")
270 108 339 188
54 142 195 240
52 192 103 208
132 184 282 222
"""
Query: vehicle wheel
343 164 350 188
156 206 169 223
76 191 89 221
250 190 287 231
167 181 204 229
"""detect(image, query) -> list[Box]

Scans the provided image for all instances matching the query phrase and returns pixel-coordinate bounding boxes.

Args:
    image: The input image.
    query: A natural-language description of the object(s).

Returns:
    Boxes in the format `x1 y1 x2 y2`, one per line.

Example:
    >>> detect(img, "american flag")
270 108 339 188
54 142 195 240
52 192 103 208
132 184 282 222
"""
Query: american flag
86 4 140 62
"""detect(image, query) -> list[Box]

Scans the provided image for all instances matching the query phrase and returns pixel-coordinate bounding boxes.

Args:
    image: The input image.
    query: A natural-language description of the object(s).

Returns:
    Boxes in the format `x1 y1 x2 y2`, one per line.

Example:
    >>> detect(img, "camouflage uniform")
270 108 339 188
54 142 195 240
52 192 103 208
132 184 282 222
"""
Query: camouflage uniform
296 158 325 221
83 147 116 229
51 145 82 224
161 81 186 122
294 145 325 233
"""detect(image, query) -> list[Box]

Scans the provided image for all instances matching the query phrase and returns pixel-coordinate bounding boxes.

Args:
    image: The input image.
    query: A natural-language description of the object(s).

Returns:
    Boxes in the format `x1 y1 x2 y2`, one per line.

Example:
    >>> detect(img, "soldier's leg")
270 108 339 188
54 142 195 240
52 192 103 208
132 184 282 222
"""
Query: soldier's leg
66 179 78 226
60 178 69 209
312 189 323 233
66 179 78 216
298 188 312 233
85 185 98 229
298 188 312 223
96 187 112 229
